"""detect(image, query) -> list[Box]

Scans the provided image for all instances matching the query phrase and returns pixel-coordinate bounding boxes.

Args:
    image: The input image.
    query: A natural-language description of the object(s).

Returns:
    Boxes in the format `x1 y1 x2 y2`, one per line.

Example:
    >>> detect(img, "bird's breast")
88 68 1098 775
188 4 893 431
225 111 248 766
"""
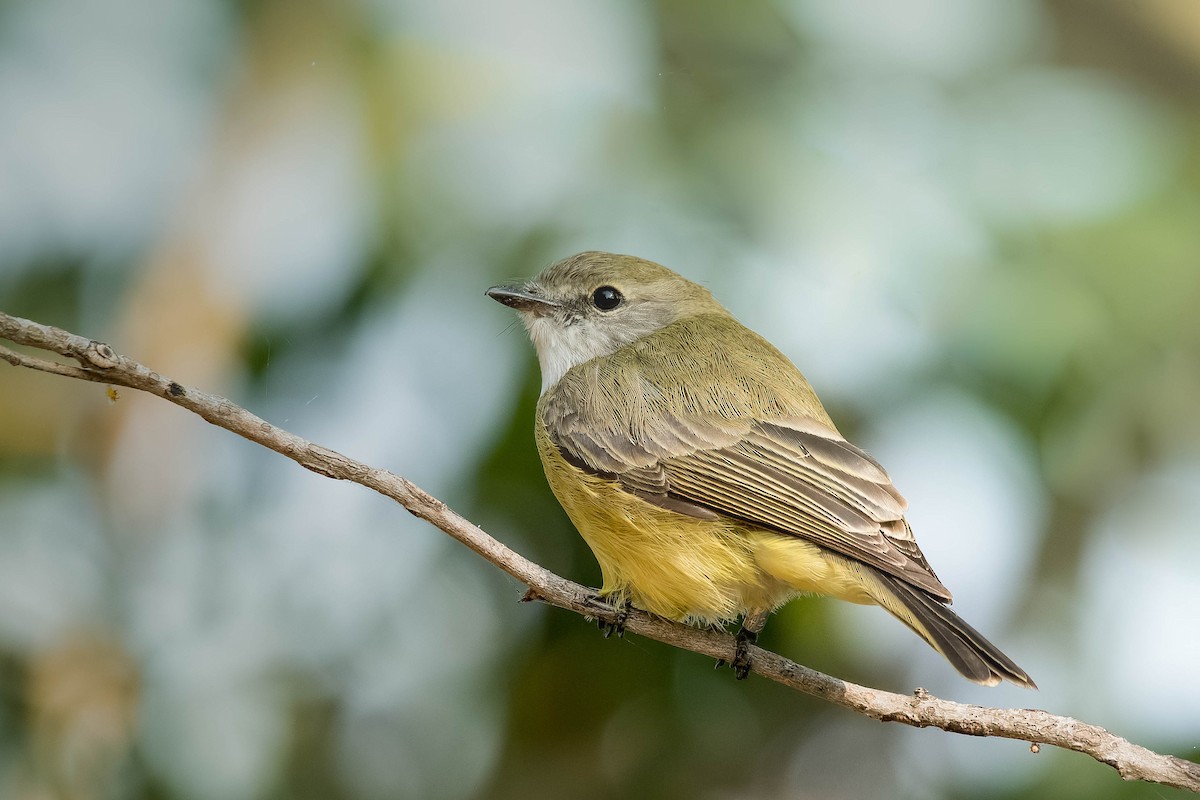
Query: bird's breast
534 419 796 623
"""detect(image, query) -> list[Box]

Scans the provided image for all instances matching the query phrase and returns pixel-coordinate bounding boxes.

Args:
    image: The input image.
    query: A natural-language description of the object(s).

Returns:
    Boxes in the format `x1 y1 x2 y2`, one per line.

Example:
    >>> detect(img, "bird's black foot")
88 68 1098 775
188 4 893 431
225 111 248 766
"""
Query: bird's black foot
713 628 758 679
731 627 757 680
716 610 768 679
594 596 631 639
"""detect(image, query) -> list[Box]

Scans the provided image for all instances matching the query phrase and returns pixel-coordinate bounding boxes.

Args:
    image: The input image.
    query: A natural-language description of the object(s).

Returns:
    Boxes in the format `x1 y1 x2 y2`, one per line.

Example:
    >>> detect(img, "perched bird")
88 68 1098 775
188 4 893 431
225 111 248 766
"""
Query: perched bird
487 251 1034 687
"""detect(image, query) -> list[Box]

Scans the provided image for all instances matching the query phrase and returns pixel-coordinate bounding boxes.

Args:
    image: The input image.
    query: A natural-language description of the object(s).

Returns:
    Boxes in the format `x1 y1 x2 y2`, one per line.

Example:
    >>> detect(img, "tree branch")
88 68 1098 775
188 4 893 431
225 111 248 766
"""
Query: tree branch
2 309 1197 793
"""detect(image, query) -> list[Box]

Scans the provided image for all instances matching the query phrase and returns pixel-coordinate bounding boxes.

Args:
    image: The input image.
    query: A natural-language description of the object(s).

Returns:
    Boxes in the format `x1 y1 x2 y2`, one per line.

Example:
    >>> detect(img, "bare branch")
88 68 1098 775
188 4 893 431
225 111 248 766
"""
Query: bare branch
2 309 1197 793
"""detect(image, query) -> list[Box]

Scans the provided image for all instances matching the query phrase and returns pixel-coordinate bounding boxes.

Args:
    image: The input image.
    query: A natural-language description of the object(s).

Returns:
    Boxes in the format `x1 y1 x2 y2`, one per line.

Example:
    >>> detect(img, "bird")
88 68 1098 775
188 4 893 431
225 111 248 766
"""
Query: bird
487 251 1034 688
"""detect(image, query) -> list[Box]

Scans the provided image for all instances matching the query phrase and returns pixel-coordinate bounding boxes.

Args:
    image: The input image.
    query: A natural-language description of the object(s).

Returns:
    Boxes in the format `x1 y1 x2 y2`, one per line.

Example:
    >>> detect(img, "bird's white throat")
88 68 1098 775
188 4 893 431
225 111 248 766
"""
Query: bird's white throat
523 313 648 393
523 316 599 392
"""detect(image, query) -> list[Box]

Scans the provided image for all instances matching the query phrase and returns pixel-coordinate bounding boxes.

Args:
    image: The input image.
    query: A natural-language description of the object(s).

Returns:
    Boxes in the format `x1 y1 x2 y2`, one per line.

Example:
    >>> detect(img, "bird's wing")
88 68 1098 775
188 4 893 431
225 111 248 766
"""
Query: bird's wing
543 385 951 600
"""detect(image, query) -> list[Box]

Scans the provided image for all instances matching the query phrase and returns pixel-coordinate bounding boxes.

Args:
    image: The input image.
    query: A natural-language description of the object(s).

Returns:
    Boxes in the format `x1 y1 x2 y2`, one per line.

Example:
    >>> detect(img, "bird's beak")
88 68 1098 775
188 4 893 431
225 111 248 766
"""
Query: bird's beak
486 284 561 316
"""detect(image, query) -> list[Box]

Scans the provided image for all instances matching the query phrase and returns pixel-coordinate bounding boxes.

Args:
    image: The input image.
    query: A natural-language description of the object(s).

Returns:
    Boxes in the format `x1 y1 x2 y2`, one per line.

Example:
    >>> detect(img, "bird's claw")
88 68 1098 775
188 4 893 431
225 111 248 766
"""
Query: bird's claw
716 628 757 680
593 596 630 639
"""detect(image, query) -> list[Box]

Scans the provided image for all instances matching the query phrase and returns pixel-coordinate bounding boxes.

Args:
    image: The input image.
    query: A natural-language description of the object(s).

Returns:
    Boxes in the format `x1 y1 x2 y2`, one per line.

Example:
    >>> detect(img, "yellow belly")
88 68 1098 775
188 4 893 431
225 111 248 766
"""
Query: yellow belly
536 428 875 624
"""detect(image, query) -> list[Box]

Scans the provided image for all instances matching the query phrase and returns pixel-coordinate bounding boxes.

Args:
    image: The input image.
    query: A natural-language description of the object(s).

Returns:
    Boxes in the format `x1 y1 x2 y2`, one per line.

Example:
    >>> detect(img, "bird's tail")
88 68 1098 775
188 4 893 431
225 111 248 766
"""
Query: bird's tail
868 569 1036 689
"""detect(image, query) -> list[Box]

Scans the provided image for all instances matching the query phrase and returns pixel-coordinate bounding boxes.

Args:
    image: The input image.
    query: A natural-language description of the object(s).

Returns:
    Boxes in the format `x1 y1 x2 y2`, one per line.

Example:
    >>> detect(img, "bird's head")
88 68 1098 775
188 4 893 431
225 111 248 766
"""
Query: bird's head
487 251 726 391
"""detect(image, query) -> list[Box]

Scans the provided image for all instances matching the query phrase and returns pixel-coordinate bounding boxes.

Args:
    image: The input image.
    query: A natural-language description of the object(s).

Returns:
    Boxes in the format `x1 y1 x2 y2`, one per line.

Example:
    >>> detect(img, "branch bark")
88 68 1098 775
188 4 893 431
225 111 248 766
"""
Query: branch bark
3 309 1197 793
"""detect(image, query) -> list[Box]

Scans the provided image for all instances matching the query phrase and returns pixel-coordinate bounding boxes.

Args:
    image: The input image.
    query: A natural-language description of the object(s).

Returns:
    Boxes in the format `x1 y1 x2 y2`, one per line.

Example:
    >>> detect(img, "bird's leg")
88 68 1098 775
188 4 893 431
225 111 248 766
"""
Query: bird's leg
717 608 770 680
594 594 631 639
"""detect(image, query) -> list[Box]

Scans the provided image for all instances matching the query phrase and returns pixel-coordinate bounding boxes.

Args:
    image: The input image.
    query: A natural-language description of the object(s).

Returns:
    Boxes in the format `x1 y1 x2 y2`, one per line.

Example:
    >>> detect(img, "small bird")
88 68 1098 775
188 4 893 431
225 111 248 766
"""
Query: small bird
487 251 1034 687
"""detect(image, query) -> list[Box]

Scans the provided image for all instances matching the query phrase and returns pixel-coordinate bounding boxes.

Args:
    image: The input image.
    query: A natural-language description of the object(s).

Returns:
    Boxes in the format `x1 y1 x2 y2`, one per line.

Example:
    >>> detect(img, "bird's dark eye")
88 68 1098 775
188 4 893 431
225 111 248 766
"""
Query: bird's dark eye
592 286 623 311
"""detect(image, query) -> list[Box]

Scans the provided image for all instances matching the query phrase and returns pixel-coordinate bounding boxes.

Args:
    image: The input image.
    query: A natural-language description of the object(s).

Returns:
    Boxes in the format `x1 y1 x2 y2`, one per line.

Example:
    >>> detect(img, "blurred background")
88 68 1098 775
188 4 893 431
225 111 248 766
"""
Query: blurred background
1 0 1198 798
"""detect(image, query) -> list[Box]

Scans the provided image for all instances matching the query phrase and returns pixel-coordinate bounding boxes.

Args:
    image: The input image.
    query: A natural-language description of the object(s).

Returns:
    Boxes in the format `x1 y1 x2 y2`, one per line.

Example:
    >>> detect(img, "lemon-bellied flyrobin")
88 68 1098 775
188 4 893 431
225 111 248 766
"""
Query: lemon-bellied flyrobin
487 251 1033 687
